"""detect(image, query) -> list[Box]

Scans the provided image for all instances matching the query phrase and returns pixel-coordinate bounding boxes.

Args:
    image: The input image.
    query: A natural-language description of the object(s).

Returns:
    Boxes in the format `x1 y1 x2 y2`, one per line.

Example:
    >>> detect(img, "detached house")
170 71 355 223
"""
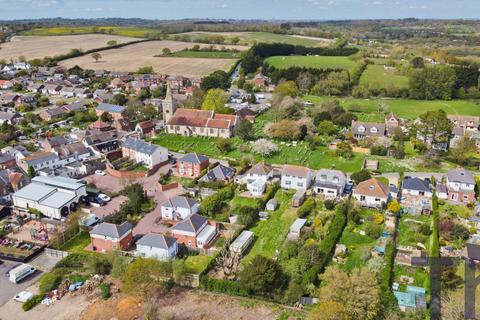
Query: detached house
401 177 433 215
95 103 126 121
353 178 390 208
90 222 133 252
351 120 386 140
446 168 476 204
136 233 178 260
177 153 209 178
239 163 274 196
199 164 235 183
122 138 168 169
161 196 200 221
313 169 347 198
281 164 312 190
170 214 218 249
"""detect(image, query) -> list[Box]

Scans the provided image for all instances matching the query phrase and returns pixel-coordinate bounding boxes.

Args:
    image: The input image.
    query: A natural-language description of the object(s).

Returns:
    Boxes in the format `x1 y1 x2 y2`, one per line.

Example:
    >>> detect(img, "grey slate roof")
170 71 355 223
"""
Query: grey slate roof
162 196 198 209
351 121 386 137
91 222 132 239
123 138 161 155
0 112 20 121
136 233 177 249
170 213 208 234
314 169 347 188
199 164 234 182
402 178 431 192
179 153 208 165
96 103 125 114
447 168 475 185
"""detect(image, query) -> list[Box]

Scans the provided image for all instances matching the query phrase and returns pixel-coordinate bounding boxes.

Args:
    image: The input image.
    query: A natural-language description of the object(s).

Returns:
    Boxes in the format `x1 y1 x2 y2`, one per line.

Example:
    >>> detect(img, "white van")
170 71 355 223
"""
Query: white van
9 264 36 284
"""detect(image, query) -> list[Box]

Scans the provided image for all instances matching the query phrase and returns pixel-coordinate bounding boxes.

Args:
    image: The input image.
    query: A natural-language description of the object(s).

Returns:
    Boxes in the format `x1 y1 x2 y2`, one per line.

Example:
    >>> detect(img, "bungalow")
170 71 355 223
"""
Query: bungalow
136 233 178 260
199 164 235 183
177 153 209 178
353 178 390 208
73 88 91 99
170 214 217 249
446 168 476 204
62 101 87 113
95 103 126 121
351 120 386 140
90 222 133 252
93 90 113 104
313 169 347 198
122 138 168 169
281 164 312 190
161 196 200 221
59 87 76 98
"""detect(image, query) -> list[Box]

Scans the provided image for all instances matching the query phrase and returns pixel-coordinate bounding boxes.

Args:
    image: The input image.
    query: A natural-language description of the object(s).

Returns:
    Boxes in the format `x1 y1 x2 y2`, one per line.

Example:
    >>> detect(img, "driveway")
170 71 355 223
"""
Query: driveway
0 260 42 307
91 195 128 219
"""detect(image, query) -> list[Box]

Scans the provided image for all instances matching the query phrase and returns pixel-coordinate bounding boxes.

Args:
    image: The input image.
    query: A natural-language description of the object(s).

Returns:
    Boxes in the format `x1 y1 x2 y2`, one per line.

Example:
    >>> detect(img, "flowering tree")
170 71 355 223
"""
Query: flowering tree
252 139 278 157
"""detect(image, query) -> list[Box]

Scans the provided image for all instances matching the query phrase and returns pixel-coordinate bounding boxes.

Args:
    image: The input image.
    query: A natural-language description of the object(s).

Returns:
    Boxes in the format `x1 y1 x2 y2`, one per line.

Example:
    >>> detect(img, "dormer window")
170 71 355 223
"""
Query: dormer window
333 176 339 182
358 126 365 132
370 127 378 133
320 175 327 181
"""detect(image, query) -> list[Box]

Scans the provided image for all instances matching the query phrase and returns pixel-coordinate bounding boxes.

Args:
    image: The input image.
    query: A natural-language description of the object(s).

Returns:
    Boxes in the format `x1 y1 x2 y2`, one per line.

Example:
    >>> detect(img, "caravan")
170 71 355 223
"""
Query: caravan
8 264 36 283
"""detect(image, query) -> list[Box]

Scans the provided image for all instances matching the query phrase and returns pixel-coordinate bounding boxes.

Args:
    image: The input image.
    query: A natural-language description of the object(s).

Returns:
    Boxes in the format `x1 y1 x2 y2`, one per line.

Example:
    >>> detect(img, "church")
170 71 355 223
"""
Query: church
162 85 239 138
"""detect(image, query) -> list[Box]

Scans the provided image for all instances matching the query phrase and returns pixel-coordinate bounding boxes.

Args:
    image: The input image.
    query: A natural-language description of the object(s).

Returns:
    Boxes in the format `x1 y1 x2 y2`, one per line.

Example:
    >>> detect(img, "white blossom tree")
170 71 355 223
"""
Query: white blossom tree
252 139 278 157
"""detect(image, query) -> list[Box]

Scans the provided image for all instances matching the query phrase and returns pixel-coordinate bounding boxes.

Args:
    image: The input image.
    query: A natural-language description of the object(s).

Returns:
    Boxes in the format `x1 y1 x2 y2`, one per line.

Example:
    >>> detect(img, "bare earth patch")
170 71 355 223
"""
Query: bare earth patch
0 35 139 61
59 40 246 77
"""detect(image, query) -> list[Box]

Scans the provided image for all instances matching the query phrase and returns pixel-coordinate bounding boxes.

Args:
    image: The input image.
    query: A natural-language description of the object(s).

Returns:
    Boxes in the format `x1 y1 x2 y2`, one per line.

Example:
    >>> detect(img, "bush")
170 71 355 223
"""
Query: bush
236 205 259 228
370 145 388 156
350 169 371 184
419 223 432 236
297 198 315 218
39 272 62 294
324 199 336 210
99 282 111 300
365 223 383 239
201 276 249 297
22 294 43 311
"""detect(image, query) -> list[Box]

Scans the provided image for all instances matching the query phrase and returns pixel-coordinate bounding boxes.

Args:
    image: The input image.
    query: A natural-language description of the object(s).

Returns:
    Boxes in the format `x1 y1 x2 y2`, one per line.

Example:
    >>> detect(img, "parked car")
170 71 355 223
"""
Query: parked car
95 170 106 176
98 194 111 202
13 291 33 303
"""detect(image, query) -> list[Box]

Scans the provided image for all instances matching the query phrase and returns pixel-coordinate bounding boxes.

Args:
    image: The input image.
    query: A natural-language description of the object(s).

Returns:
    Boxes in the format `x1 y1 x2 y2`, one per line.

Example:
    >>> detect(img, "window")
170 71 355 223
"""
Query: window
360 195 366 201
297 182 303 187
210 129 214 134
375 198 381 202
285 180 291 185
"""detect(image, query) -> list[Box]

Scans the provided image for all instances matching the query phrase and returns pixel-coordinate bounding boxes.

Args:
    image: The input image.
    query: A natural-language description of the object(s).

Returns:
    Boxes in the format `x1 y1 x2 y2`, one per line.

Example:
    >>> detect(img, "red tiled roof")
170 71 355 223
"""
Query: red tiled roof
206 119 230 129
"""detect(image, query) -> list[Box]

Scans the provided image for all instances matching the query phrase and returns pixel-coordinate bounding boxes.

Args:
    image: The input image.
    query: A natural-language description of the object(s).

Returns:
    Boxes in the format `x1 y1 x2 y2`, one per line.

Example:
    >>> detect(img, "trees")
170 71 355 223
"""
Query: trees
201 70 230 91
112 93 128 106
252 139 278 157
311 71 350 96
236 205 259 228
335 141 353 159
409 65 456 100
91 52 102 63
185 87 205 109
100 111 112 123
450 134 477 165
234 119 253 140
27 165 36 178
201 89 230 113
317 266 381 320
107 40 118 47
216 138 233 153
123 258 173 296
415 110 453 147
317 120 338 136
239 255 285 296
350 169 371 184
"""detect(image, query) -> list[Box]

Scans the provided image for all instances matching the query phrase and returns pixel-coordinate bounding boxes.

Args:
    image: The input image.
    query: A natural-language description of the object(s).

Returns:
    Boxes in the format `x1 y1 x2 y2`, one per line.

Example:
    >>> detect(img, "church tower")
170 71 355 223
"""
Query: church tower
162 82 177 124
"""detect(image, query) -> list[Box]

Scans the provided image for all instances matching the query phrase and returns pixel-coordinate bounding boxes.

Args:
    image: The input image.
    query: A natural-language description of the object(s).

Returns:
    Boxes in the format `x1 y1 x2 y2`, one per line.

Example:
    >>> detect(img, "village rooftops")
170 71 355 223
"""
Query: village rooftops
123 138 161 155
21 151 58 165
96 103 126 114
136 233 177 249
91 222 133 239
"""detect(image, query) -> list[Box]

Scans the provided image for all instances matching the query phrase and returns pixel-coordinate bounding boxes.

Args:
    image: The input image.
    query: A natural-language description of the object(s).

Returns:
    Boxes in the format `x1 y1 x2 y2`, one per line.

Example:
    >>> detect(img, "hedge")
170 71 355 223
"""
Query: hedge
378 243 397 310
297 198 315 218
39 272 62 294
22 295 43 311
200 276 249 297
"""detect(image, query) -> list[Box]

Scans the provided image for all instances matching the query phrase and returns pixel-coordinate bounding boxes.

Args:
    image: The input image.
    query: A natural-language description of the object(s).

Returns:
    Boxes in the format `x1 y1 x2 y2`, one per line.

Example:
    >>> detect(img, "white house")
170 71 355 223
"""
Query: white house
136 233 178 260
353 178 390 208
122 138 168 169
401 178 433 198
239 163 274 196
281 164 312 190
161 196 200 221
313 169 347 198
446 168 476 204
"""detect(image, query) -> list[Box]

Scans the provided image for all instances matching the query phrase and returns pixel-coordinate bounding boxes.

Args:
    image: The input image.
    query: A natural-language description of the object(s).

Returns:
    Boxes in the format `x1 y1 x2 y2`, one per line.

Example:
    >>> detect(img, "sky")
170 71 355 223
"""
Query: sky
0 0 478 20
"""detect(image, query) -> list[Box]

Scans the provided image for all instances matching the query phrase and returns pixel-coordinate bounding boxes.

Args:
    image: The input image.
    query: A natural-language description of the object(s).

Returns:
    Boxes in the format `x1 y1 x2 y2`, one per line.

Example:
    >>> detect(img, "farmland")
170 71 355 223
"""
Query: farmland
304 95 480 122
359 64 410 89
59 40 245 77
265 55 356 71
0 35 139 61
173 31 332 47
168 50 242 59
21 26 162 38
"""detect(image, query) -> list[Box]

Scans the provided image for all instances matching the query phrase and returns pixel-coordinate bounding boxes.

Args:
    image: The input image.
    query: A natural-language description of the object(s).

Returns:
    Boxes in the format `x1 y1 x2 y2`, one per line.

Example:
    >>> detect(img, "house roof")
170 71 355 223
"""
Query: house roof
91 222 132 239
45 136 69 148
247 163 273 176
199 164 234 182
21 151 59 166
351 120 386 136
162 196 198 210
447 168 475 185
32 176 85 191
179 153 208 165
123 138 162 156
14 183 56 201
96 103 126 114
44 107 65 117
90 120 111 130
39 190 76 208
170 213 208 234
314 169 346 187
402 178 430 192
0 112 20 121
136 233 177 249
354 178 389 198
282 164 310 178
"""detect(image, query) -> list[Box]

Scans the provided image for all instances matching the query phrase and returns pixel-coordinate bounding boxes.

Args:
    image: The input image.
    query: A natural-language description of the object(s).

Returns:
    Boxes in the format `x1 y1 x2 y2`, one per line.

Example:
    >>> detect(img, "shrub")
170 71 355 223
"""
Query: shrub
39 272 62 294
370 145 388 156
365 223 383 239
419 223 432 236
236 205 259 228
99 282 111 300
324 199 336 210
22 295 43 311
350 169 371 184
297 198 315 218
201 276 249 297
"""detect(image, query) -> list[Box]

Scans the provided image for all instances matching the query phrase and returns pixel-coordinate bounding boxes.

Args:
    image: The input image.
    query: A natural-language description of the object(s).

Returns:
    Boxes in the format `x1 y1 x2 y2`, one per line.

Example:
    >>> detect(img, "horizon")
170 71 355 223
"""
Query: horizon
0 0 479 21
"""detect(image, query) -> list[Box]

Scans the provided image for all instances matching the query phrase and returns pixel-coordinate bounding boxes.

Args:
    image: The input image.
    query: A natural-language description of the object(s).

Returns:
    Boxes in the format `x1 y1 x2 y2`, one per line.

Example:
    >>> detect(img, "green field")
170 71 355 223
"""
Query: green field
59 231 91 253
265 56 356 71
168 50 242 59
22 26 161 38
175 31 330 47
359 64 410 89
304 95 480 122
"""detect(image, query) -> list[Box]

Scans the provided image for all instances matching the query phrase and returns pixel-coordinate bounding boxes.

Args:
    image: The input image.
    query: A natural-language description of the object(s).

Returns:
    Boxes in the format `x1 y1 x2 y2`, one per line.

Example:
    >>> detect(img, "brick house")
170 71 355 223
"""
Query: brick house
169 214 217 249
177 153 209 178
90 222 133 252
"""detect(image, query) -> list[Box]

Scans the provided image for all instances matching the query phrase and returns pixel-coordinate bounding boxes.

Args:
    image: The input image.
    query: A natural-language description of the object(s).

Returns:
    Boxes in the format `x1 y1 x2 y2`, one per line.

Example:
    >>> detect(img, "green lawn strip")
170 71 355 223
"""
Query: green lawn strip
265 56 356 72
304 95 480 119
231 195 261 208
393 264 429 291
243 190 297 264
185 255 213 274
59 231 91 253
359 64 410 89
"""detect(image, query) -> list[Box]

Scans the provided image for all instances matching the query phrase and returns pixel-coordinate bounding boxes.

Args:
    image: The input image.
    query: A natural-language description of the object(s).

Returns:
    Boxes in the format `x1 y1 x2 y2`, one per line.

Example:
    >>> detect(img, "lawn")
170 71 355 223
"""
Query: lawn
243 190 298 264
22 26 161 38
394 264 429 291
169 50 242 59
59 231 91 253
184 255 213 274
231 195 261 208
304 95 480 121
265 56 356 71
359 64 410 89
397 215 431 250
